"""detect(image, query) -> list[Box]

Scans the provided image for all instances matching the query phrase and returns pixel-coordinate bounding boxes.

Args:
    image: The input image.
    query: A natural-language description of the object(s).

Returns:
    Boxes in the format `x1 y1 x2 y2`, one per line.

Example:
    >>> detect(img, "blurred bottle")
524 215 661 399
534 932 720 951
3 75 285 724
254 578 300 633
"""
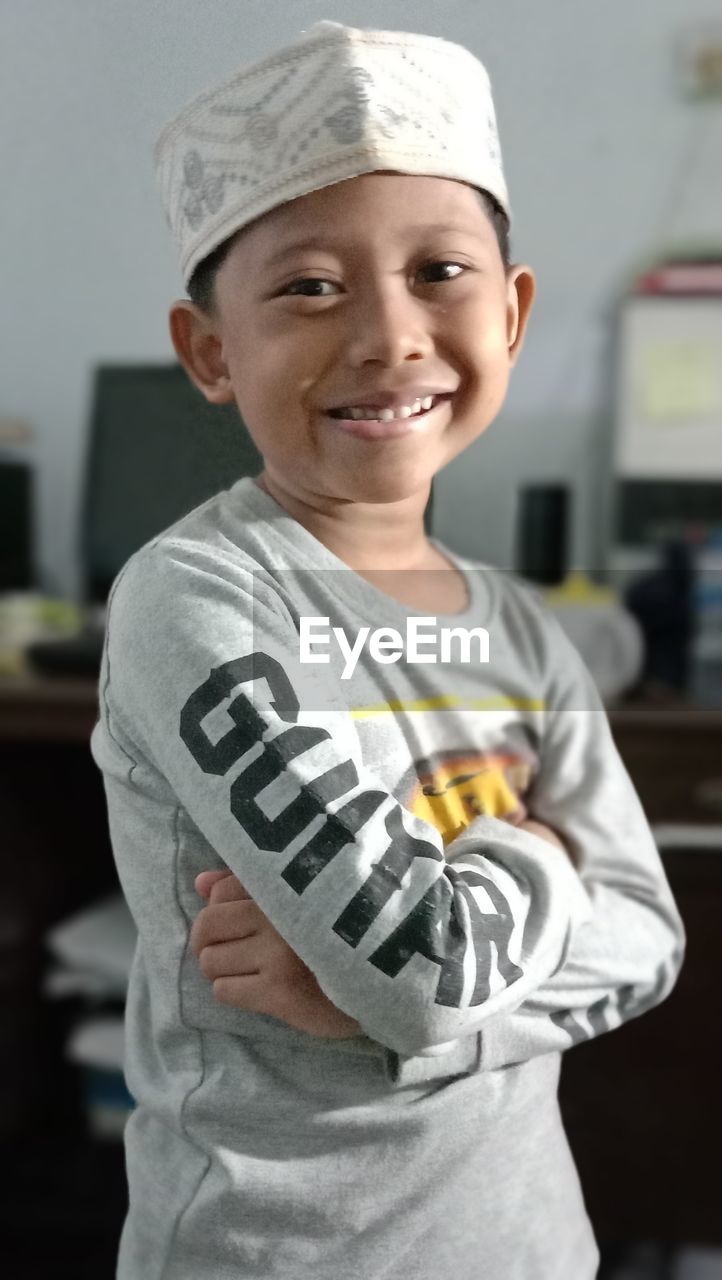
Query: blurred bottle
689 525 722 708
516 484 568 586
624 539 696 698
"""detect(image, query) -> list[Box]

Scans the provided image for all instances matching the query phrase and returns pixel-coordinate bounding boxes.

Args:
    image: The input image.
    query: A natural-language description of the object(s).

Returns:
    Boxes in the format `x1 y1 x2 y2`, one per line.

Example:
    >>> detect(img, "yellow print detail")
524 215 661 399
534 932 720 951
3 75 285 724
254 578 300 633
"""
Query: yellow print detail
407 751 534 846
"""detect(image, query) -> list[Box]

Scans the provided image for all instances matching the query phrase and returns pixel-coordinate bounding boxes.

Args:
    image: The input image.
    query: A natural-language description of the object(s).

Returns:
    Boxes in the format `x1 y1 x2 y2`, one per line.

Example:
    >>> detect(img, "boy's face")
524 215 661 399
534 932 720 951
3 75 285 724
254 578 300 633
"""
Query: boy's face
171 173 535 509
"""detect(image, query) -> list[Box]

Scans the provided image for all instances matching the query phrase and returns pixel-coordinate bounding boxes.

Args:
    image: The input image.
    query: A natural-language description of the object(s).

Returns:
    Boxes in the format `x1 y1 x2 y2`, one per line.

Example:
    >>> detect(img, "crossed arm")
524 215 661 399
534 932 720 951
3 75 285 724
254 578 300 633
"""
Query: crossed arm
105 551 682 1058
190 817 571 1040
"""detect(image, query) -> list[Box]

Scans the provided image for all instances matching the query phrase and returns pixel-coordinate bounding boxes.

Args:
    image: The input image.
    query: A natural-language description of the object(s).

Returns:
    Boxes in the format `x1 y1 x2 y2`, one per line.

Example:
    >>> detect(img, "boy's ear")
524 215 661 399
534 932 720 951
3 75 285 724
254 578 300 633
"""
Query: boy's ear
168 300 235 405
505 264 536 365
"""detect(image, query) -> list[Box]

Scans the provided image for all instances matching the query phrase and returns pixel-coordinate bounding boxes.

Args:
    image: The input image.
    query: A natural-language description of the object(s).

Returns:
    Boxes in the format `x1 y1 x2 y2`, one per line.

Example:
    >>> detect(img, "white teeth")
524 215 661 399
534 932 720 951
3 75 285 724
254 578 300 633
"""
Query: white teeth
336 395 439 422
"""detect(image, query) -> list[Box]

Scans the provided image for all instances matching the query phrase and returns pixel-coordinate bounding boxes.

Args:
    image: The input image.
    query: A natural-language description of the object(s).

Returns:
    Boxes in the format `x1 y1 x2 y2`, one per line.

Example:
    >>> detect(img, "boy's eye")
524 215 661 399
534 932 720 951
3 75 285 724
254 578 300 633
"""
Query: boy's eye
417 259 468 282
280 279 340 298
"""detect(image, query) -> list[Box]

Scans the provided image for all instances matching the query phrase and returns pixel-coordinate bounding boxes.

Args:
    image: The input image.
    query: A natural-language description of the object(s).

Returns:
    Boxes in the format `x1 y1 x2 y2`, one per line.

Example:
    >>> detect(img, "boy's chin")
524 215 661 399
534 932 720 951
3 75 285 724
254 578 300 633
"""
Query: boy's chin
340 471 434 507
273 459 436 508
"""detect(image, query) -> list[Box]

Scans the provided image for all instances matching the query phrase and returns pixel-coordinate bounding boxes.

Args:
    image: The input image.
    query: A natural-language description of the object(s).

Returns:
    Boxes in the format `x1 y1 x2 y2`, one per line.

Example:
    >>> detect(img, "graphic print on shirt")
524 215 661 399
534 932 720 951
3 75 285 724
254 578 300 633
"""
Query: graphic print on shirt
178 650 539 1010
401 749 535 845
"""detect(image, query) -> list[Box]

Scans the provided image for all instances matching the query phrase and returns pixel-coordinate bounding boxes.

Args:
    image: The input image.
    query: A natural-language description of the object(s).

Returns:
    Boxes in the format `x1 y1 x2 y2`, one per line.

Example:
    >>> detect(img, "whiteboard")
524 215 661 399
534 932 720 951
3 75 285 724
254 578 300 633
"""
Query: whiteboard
614 296 722 478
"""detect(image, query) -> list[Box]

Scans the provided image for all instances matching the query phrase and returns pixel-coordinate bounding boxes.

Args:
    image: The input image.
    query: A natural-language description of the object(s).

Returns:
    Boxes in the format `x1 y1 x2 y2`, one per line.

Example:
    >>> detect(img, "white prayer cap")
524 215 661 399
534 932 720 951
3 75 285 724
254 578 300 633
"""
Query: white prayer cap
154 20 511 289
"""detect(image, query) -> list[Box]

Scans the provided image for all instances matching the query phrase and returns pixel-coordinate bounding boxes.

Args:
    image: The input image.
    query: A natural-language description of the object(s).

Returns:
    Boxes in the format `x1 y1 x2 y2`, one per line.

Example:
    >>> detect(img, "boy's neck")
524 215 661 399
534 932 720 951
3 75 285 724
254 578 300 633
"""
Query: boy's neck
253 473 438 573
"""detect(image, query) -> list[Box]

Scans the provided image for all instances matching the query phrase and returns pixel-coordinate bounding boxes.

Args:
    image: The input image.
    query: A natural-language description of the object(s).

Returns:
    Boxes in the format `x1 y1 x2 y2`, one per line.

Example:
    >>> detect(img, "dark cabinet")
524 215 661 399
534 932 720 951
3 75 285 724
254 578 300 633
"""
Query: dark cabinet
558 704 722 1245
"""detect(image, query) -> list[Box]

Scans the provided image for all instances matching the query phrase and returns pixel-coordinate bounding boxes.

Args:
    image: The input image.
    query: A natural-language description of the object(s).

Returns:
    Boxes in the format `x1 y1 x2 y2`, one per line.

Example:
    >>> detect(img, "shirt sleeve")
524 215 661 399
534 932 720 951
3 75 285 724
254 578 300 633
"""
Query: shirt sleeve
475 609 686 1072
100 541 591 1059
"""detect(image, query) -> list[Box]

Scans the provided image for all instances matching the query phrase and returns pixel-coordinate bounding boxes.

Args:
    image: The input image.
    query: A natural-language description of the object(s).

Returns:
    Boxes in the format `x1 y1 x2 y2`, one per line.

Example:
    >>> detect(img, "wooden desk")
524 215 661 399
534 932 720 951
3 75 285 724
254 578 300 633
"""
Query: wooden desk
4 675 722 829
0 674 99 743
605 701 722 825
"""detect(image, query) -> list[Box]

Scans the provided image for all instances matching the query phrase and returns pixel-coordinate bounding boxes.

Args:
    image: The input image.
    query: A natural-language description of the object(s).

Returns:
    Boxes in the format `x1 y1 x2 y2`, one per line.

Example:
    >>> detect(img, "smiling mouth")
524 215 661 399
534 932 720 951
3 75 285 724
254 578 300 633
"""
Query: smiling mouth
327 393 448 422
325 394 451 440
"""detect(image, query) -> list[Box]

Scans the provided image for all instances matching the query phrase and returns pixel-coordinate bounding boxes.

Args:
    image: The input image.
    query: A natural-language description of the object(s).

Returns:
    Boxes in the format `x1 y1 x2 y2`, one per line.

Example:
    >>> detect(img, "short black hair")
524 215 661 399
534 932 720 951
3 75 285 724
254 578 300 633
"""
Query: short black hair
187 187 511 314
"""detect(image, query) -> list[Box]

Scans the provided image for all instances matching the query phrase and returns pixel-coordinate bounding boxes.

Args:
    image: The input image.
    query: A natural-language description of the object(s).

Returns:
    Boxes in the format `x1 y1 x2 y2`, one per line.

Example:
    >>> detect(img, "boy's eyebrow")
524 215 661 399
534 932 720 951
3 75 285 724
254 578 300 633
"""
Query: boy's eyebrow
263 225 484 269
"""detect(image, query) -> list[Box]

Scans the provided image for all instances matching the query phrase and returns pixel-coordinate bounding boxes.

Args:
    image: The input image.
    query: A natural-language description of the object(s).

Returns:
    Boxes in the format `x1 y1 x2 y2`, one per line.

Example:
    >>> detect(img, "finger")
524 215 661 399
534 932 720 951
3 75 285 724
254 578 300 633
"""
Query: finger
212 974 267 1012
209 874 253 906
189 900 258 955
198 940 261 980
195 870 232 900
212 977 322 1035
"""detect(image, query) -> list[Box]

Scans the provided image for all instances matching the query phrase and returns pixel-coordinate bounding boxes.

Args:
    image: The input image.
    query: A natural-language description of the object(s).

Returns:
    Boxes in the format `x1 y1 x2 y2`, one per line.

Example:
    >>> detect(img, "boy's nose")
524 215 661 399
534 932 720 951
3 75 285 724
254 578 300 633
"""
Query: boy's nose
345 287 434 367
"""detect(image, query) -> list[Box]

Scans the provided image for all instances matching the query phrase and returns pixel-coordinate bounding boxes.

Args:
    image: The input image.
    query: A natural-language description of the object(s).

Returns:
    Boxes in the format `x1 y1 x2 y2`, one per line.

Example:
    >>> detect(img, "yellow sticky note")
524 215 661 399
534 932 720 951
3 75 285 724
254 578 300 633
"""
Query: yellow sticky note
639 342 717 421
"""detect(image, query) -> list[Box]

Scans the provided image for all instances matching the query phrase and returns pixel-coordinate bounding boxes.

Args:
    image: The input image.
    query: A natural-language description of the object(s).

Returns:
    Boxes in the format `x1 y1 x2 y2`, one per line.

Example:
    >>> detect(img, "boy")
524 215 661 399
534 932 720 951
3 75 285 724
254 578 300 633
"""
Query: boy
90 20 685 1279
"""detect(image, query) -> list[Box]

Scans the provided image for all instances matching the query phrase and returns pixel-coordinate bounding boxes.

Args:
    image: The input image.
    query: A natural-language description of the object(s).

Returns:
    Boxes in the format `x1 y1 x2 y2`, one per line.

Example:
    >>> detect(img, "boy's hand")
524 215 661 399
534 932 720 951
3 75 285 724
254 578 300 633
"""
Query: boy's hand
191 871 362 1039
517 817 578 866
191 817 574 1036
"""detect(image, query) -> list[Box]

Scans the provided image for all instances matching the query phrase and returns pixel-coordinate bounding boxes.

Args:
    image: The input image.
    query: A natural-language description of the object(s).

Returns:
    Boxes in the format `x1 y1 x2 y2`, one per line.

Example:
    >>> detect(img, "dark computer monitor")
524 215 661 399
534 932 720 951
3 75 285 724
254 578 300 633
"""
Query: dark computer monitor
78 362 435 607
78 363 263 604
0 460 34 591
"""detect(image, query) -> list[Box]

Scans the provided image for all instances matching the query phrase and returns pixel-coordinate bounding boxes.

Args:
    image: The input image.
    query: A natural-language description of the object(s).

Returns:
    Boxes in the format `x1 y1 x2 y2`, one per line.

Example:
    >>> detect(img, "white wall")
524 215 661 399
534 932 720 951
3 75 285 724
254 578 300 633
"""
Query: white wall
2 0 721 596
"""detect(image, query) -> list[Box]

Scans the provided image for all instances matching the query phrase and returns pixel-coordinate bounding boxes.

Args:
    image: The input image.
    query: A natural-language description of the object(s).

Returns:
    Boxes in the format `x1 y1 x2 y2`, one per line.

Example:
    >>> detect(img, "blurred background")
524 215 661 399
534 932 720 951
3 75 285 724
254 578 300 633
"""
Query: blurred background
1 2 722 1276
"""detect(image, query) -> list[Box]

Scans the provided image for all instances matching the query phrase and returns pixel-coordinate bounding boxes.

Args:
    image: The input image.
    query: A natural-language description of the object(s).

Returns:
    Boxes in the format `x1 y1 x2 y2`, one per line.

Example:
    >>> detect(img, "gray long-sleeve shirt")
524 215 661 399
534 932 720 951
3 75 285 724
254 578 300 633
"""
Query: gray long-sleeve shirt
90 475 685 1279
